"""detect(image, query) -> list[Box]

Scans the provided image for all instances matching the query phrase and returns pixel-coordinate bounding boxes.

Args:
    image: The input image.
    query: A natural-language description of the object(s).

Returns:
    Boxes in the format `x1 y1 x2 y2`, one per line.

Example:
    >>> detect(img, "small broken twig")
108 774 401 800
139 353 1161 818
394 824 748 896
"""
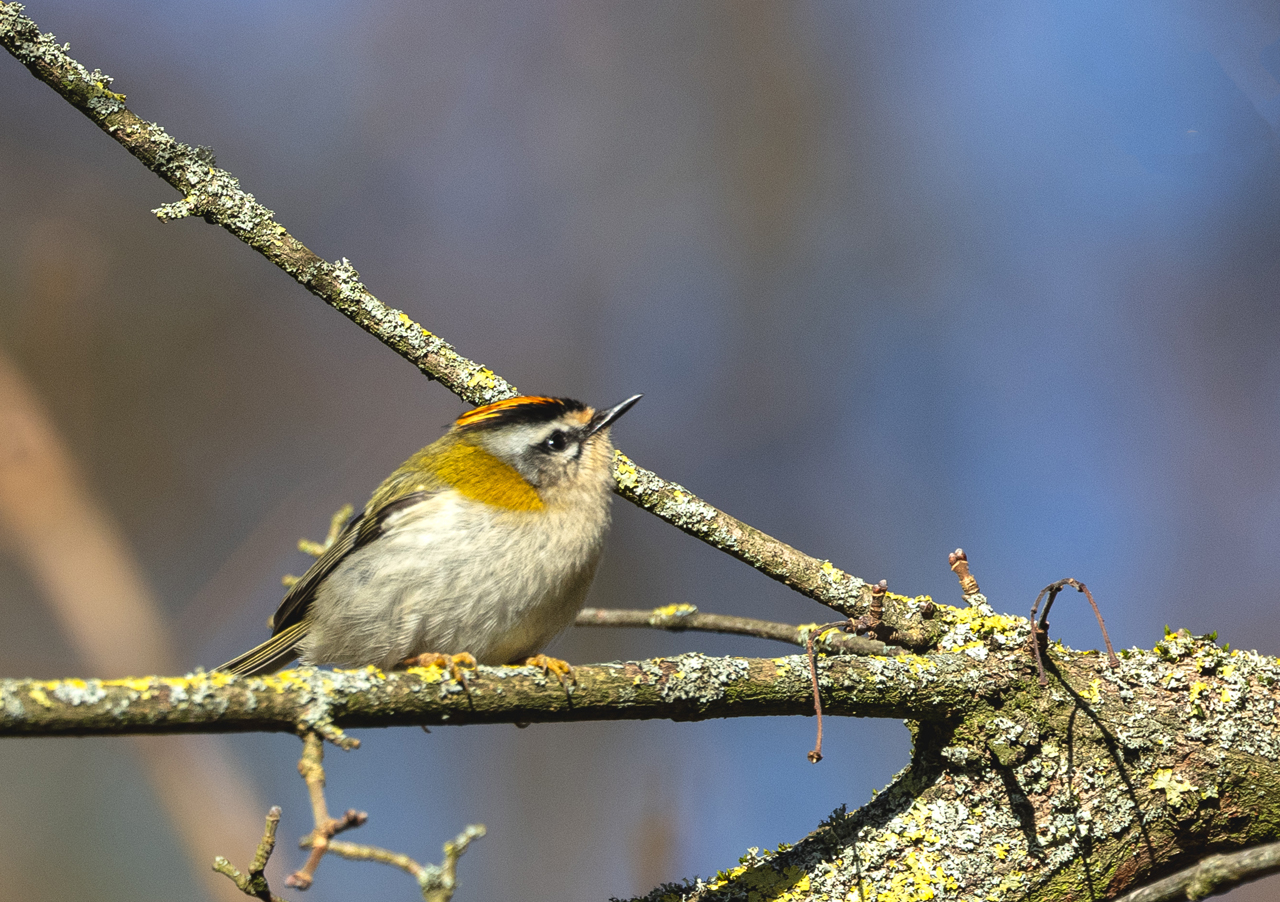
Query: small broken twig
1029 578 1119 686
803 620 858 764
281 731 486 900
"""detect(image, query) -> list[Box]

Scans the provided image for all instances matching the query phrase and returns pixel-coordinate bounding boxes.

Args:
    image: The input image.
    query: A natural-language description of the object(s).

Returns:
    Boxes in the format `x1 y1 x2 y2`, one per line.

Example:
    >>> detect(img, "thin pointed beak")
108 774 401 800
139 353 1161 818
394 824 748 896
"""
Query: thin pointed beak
586 393 642 438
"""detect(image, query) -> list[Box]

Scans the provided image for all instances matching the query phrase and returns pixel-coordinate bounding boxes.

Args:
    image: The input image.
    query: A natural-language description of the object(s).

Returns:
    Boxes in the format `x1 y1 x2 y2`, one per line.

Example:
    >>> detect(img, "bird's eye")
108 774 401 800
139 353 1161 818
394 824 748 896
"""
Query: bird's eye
542 430 569 453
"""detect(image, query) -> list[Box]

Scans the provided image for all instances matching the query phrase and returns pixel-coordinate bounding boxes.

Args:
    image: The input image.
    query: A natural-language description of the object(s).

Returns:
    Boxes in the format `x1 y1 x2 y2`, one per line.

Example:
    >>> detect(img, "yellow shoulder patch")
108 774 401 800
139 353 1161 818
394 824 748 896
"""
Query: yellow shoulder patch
429 441 543 511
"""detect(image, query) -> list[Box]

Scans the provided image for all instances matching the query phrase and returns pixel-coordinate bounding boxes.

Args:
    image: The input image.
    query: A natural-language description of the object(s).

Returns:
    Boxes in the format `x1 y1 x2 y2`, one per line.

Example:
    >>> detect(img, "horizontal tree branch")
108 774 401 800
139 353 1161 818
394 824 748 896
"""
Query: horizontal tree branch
0 649 1004 740
0 2 872 619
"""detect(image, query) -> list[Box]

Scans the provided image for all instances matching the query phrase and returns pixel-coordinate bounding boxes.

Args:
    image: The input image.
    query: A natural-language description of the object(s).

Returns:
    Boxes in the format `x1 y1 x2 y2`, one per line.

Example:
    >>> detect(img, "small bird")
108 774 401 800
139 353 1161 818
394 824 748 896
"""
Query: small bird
217 393 641 676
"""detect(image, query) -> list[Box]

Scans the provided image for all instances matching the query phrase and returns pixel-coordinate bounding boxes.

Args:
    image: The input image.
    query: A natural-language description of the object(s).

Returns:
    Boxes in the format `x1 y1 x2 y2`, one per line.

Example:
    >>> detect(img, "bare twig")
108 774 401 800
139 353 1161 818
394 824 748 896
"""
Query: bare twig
329 824 487 902
1113 839 1280 902
283 732 484 900
575 605 899 656
804 621 853 764
1029 578 1119 686
214 807 290 902
0 4 872 620
286 504 355 587
579 602 912 764
287 733 369 890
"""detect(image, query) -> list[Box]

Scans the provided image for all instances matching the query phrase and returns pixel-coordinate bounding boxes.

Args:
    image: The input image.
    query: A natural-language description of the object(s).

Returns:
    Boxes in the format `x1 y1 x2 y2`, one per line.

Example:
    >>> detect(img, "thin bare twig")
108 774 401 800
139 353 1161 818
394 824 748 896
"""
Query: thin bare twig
288 733 368 890
214 807 290 902
574 605 899 656
1029 578 1119 686
0 4 872 620
804 621 854 764
329 825 487 902
283 732 484 900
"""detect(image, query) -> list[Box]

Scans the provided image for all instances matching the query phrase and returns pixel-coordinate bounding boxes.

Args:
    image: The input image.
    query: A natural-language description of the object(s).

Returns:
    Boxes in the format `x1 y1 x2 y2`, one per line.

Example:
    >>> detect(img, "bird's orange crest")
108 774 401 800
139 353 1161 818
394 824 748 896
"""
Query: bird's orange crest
454 396 584 430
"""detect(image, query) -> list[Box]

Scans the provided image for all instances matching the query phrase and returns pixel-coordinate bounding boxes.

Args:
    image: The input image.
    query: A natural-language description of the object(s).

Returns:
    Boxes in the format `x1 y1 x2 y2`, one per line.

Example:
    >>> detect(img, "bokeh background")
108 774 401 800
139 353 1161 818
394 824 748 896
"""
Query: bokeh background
3 2 1280 900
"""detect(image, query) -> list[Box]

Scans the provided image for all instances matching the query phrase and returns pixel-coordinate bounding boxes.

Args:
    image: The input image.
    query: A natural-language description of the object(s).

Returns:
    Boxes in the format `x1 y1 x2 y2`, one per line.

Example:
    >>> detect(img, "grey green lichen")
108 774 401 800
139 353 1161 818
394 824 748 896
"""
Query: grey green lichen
626 629 1280 902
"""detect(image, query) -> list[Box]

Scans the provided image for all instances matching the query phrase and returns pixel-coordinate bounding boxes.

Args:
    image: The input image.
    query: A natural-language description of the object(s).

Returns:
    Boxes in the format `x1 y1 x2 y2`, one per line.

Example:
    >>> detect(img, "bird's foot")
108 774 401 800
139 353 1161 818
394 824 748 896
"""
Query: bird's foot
519 654 576 688
402 652 478 685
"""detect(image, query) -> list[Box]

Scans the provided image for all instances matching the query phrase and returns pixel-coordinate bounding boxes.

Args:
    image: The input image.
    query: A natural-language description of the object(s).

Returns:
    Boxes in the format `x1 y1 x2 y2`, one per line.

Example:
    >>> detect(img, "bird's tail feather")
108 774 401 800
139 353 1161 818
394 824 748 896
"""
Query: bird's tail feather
215 621 307 676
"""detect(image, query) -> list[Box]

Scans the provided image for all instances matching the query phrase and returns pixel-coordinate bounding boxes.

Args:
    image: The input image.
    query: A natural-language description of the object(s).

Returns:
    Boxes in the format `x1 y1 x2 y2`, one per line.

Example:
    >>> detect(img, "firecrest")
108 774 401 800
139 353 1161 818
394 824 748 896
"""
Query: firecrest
217 393 641 676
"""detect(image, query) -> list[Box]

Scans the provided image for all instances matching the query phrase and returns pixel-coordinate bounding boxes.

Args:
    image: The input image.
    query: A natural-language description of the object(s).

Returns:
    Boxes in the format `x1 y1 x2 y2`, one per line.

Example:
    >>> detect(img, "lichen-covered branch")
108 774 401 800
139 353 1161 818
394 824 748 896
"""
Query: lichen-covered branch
630 629 1280 902
1113 839 1280 902
0 1 876 620
5 592 1280 900
0 647 997 739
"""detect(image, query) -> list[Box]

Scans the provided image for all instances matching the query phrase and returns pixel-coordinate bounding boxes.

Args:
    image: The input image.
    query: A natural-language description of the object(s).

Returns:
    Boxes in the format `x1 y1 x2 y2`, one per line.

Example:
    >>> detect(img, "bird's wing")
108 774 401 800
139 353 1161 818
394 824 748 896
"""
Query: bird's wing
214 491 434 675
268 490 435 635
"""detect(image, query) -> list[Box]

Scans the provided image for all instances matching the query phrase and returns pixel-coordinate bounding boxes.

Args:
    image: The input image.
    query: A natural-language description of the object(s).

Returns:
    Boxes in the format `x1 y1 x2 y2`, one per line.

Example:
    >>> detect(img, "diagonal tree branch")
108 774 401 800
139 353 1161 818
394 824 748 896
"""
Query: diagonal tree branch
0 2 873 619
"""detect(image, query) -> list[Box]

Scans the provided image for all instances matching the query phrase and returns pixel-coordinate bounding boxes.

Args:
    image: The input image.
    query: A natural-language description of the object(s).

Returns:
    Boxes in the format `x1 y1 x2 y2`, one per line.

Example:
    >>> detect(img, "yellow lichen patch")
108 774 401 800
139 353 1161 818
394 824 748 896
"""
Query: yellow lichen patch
700 860 811 901
1150 768 1196 806
944 606 1024 635
905 655 939 677
466 367 497 389
1082 679 1102 704
27 687 52 708
259 669 330 694
612 452 640 489
1188 680 1208 717
651 603 697 618
881 846 952 901
402 662 450 684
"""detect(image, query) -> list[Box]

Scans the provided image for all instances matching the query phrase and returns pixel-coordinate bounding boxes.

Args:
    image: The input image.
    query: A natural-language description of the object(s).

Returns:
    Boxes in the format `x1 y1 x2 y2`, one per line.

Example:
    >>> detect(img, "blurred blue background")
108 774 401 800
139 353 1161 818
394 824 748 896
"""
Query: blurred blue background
3 2 1280 899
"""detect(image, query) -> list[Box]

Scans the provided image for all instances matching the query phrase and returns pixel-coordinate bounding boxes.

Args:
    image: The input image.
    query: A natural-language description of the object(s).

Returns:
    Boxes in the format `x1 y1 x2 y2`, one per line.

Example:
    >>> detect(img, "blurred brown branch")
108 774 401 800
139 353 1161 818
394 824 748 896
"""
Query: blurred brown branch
0 349 266 898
